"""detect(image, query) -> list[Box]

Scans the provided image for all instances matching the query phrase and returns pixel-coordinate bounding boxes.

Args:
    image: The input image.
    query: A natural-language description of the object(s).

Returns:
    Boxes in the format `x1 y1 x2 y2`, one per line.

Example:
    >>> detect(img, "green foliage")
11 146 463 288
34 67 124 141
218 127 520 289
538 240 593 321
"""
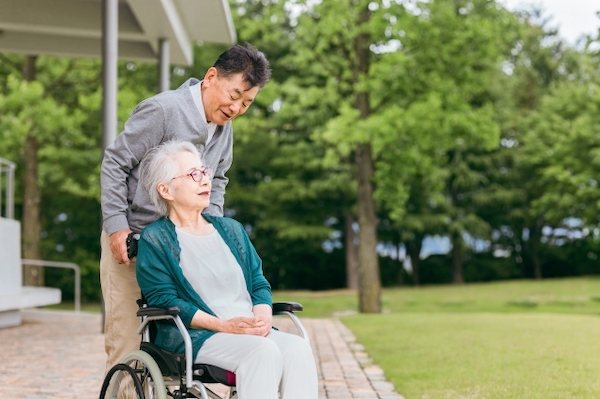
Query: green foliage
0 55 104 297
0 56 103 198
3 0 600 302
40 193 102 302
521 78 600 224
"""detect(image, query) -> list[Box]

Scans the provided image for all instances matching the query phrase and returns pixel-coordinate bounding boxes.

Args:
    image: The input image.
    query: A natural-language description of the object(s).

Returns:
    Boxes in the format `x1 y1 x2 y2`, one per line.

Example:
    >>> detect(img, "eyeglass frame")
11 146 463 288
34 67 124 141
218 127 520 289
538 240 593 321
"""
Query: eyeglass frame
172 167 214 183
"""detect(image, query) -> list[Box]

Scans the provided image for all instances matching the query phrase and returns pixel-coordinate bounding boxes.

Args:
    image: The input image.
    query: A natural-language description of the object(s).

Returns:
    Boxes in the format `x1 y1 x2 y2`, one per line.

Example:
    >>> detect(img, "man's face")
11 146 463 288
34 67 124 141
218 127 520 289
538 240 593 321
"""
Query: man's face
201 68 260 125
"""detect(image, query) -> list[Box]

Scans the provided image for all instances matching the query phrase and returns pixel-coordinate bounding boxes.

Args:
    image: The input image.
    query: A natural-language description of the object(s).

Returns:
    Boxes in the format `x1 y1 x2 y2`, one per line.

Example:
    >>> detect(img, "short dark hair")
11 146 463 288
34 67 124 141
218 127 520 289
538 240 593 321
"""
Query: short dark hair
213 43 271 88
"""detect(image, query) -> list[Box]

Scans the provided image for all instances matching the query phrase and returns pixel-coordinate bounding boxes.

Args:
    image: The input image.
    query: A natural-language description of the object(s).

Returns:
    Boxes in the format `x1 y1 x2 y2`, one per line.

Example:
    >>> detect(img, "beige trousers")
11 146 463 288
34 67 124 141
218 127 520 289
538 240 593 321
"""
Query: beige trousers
100 230 142 372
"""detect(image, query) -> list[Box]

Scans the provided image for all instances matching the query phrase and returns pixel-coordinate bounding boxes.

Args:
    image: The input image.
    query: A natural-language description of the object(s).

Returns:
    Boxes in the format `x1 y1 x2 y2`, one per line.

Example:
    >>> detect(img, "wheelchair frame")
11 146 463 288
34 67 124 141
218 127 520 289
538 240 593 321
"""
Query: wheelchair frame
100 301 308 399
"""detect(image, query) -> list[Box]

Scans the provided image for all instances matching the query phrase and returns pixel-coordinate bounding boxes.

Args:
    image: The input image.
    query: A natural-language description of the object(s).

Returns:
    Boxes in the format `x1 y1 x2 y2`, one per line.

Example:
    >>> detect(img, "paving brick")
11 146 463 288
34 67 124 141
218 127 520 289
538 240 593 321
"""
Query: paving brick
0 309 404 399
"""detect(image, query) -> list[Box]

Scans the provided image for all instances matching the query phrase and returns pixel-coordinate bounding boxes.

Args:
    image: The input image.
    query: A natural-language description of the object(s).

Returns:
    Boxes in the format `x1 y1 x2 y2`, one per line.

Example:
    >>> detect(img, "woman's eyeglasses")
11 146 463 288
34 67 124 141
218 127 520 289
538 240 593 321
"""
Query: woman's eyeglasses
172 167 214 182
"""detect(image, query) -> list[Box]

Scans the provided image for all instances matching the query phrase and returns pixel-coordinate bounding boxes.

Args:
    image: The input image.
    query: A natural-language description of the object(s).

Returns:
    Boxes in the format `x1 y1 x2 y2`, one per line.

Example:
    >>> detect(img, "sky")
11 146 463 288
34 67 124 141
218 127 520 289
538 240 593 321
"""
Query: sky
499 0 600 47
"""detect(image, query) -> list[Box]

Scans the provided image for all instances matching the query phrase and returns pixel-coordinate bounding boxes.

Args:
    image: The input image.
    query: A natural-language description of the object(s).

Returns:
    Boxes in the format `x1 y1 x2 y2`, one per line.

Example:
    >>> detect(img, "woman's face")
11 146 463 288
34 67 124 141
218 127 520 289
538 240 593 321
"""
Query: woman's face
167 151 212 212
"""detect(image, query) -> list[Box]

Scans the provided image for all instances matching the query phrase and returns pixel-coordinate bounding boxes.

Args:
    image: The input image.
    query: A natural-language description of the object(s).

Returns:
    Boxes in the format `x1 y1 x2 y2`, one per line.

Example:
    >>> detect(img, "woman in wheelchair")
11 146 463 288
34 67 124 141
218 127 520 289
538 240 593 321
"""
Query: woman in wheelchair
135 140 318 399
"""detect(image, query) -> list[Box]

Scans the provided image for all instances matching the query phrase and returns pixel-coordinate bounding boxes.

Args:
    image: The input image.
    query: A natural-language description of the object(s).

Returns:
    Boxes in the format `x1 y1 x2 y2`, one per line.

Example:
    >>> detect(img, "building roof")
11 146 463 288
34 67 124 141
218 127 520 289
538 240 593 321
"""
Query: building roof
0 0 237 66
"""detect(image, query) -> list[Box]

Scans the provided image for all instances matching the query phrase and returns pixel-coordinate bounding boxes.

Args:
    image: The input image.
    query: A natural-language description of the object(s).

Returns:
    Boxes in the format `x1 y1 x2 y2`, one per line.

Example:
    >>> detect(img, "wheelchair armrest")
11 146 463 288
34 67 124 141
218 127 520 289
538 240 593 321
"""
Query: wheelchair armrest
272 302 309 343
273 301 303 314
137 306 180 318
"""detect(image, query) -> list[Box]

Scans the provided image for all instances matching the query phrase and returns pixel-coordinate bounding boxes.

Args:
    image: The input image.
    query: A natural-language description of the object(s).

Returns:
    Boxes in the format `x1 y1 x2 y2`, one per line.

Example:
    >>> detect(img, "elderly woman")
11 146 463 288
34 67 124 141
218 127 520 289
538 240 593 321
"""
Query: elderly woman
136 140 318 399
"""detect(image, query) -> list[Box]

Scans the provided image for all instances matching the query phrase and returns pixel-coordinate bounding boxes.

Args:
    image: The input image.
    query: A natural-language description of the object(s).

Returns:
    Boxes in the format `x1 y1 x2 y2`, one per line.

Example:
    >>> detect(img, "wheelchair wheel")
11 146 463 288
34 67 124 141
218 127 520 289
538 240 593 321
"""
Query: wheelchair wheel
100 363 144 398
100 350 167 399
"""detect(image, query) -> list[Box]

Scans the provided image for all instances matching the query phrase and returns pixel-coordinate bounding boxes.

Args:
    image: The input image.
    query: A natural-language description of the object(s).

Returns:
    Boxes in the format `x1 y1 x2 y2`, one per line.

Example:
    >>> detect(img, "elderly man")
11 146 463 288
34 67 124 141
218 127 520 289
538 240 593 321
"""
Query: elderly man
100 43 271 371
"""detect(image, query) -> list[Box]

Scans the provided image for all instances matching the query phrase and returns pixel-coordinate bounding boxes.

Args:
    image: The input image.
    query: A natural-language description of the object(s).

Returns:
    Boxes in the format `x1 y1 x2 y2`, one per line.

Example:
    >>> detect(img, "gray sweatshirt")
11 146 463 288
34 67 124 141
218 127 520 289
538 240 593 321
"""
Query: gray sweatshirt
101 78 232 235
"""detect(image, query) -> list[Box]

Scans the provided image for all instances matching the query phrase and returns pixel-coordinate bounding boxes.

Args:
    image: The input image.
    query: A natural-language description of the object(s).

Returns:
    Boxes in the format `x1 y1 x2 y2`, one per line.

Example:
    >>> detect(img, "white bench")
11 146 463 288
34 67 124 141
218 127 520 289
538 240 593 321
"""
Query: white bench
0 217 61 328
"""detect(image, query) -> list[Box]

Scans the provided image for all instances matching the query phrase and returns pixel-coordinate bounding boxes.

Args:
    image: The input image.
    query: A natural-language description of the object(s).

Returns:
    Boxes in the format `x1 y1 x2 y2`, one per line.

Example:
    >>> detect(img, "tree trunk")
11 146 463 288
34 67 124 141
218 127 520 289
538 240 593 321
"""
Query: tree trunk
353 5 381 313
530 225 542 280
451 233 464 284
344 212 359 290
22 55 44 287
355 143 381 313
406 237 423 286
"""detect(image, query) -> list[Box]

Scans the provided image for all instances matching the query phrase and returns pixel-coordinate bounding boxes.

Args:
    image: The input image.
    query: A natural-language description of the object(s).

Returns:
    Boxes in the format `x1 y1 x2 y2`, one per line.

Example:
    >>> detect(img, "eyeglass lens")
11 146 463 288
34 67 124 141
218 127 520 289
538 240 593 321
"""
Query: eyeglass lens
190 168 212 182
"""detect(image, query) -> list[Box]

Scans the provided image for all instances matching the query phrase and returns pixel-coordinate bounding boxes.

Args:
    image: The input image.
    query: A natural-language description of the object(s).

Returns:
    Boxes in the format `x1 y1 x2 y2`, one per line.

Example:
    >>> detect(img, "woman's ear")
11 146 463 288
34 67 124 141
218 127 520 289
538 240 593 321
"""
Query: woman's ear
157 182 174 201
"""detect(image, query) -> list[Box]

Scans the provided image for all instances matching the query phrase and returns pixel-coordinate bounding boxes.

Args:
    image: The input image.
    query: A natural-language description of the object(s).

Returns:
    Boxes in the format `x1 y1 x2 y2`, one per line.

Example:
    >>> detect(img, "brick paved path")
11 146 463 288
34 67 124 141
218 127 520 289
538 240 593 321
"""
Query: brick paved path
0 309 403 399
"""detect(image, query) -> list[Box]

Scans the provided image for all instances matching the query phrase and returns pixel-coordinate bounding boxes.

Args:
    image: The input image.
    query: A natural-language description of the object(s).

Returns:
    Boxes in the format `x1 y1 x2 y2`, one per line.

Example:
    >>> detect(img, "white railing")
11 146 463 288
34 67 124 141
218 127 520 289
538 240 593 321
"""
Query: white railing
0 157 16 219
21 259 81 312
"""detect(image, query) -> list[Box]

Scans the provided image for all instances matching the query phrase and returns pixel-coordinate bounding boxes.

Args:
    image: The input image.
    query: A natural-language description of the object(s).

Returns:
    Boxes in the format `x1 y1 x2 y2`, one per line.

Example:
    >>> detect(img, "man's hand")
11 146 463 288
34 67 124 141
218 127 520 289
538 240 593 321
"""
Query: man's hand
109 229 132 265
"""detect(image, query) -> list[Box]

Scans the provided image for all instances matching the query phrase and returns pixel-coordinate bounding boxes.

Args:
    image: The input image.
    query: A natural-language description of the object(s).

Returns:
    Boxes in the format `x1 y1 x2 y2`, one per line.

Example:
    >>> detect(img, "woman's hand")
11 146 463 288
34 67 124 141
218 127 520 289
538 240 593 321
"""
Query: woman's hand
190 305 274 336
249 304 273 337
223 316 268 336
220 305 273 336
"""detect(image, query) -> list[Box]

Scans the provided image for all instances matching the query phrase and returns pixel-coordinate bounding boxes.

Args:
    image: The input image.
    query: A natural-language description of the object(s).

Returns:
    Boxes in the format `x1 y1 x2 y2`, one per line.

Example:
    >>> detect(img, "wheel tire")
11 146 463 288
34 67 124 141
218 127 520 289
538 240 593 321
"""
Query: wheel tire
100 350 168 399
100 363 144 399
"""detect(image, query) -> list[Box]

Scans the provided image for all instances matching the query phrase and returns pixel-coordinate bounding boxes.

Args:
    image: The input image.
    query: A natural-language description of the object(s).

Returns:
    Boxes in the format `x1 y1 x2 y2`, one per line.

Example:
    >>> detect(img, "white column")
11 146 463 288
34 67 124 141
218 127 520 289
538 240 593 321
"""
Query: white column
102 0 119 150
158 38 171 93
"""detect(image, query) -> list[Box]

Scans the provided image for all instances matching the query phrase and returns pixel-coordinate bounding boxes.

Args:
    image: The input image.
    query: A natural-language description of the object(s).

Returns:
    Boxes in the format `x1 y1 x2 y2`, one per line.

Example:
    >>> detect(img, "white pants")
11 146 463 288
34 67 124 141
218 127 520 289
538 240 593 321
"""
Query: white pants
195 330 318 399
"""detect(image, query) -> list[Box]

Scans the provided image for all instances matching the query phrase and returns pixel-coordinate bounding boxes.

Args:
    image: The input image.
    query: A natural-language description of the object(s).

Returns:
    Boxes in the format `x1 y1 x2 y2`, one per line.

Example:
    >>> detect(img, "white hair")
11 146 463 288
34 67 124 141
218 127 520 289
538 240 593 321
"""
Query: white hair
140 140 202 217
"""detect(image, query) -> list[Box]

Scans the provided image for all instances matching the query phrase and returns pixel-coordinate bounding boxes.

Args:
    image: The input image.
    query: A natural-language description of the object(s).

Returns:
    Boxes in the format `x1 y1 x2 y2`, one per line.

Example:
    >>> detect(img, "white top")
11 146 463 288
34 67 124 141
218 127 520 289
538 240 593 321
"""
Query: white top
176 227 253 320
189 83 218 144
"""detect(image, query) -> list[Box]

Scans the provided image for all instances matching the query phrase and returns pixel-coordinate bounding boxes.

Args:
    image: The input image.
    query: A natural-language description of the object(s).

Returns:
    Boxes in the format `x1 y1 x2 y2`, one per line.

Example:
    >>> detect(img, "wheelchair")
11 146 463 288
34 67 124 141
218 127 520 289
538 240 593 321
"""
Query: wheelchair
99 300 309 399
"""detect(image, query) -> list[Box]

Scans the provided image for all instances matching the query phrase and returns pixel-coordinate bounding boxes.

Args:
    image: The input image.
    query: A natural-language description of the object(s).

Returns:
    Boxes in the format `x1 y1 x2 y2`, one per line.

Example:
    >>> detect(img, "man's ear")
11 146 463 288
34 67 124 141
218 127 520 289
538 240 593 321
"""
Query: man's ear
157 183 174 201
203 67 218 87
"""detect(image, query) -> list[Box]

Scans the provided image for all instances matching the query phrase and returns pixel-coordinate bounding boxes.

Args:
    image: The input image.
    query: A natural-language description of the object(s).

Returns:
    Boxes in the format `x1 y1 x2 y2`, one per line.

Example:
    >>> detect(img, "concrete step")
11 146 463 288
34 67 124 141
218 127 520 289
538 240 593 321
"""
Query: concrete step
0 286 61 328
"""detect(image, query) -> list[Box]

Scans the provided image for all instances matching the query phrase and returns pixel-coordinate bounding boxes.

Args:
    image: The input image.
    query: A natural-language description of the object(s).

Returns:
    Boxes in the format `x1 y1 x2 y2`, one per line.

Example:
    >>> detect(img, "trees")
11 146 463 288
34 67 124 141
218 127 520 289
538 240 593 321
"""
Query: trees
3 0 600 304
284 0 404 312
226 0 589 294
0 55 97 286
519 64 600 273
0 54 149 298
473 6 585 280
369 0 518 284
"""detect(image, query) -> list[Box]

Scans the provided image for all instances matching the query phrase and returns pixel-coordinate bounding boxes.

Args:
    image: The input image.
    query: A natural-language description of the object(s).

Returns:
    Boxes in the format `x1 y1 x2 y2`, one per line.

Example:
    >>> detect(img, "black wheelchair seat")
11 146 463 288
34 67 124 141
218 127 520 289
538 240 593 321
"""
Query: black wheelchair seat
140 341 236 386
136 303 237 386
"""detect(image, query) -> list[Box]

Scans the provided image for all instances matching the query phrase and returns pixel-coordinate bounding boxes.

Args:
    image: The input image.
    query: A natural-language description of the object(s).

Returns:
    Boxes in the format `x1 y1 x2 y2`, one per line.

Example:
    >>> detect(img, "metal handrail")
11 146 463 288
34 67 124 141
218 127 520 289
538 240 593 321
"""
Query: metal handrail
21 259 81 312
0 157 16 219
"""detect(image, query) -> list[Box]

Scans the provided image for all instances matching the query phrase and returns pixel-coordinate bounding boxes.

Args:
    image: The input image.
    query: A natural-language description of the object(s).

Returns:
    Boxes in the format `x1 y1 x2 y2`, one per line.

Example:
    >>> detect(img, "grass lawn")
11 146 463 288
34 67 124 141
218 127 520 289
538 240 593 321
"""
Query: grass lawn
344 312 600 398
276 276 600 398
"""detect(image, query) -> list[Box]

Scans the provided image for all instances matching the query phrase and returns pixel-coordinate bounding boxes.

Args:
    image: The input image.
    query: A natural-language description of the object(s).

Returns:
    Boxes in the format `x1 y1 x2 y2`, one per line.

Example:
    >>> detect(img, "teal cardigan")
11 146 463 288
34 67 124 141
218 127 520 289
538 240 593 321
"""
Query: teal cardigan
136 215 272 359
